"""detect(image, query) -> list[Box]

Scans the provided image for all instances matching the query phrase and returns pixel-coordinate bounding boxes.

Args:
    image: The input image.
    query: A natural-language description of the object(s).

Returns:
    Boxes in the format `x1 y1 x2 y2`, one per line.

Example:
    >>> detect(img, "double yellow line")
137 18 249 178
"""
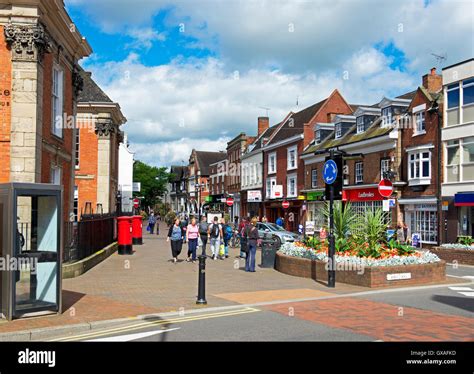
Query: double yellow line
51 307 260 342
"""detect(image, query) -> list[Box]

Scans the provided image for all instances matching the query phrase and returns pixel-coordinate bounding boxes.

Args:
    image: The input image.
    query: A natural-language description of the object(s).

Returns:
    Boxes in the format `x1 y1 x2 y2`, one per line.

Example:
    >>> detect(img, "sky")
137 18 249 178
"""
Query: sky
66 0 474 167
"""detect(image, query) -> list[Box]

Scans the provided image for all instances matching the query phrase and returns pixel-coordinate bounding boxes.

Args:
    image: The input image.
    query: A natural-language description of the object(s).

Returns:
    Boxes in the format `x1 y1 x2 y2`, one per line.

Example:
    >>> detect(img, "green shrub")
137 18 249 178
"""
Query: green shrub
457 236 473 246
322 201 358 240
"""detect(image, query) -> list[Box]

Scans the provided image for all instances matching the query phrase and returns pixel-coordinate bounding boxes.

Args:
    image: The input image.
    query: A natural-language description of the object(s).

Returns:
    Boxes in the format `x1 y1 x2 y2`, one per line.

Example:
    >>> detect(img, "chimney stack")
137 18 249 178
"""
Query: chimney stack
258 117 269 137
422 67 442 92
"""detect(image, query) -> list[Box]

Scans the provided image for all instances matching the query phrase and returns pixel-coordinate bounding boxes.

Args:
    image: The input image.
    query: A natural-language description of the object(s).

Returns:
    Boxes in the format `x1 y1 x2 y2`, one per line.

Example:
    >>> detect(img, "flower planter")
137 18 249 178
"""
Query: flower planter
430 247 474 266
275 252 446 288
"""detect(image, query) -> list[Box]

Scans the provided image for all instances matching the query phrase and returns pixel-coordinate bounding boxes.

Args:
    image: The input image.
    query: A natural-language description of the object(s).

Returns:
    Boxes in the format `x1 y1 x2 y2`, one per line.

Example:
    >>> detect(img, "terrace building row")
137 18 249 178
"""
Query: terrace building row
169 60 474 246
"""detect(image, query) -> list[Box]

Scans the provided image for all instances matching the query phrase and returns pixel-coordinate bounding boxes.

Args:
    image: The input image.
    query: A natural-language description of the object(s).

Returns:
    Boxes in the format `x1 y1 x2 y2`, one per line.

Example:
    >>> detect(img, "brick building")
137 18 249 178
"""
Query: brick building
0 1 91 228
186 150 226 216
262 89 354 231
208 154 227 212
74 69 126 218
225 132 255 219
169 165 187 214
398 68 443 245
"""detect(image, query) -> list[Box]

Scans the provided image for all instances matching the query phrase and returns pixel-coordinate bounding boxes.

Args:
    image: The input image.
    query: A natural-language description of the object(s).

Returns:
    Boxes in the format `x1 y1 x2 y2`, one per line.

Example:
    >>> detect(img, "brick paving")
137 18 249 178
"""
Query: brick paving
265 298 474 341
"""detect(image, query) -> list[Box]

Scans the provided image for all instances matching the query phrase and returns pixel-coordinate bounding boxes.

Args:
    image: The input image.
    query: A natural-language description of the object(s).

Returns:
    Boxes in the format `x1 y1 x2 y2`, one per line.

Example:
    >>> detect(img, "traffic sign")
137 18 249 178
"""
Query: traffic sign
133 198 139 209
282 200 290 209
226 197 234 207
323 159 338 185
378 179 393 198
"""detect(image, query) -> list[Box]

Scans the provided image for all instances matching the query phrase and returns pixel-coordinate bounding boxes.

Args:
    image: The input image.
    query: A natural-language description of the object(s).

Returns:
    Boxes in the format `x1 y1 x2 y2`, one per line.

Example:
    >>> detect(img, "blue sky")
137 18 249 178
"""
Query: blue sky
65 0 473 167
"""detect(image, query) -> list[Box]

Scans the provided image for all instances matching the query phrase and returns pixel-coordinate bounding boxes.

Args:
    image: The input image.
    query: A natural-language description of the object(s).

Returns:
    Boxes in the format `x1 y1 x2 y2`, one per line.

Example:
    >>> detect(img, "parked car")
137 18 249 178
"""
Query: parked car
256 222 299 246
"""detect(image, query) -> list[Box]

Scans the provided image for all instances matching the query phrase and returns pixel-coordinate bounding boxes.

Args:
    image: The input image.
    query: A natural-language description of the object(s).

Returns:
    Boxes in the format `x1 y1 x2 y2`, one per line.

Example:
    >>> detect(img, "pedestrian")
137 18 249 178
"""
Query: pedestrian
239 218 248 258
276 216 283 227
186 217 199 262
396 222 405 243
222 217 233 259
148 212 157 234
244 217 259 272
181 216 188 243
403 222 409 243
208 216 223 260
167 218 184 263
199 216 209 256
262 216 268 223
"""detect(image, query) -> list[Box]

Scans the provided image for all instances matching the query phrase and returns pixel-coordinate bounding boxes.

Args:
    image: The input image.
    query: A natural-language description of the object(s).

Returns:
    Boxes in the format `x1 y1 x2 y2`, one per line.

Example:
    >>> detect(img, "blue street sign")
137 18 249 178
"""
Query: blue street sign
323 159 338 185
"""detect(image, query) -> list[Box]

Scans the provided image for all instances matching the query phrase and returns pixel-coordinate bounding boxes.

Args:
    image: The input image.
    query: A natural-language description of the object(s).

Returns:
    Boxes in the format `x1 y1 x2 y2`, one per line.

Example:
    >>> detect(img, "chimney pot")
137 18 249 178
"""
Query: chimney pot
431 67 436 75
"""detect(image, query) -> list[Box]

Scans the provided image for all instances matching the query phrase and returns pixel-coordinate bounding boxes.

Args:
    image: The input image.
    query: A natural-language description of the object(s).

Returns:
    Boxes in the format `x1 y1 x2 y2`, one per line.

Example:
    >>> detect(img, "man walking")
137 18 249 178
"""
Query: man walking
148 212 157 234
208 216 223 260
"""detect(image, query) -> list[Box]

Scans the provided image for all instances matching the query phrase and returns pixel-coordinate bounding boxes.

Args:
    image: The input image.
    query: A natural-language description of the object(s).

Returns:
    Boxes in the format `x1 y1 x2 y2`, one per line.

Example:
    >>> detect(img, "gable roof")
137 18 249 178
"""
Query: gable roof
194 151 226 175
169 165 186 182
77 69 114 103
268 98 326 144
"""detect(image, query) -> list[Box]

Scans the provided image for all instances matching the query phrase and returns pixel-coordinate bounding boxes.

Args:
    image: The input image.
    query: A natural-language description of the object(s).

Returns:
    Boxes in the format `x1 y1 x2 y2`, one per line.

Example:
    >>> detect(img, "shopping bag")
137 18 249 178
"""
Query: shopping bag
219 244 225 256
146 225 151 232
198 236 203 247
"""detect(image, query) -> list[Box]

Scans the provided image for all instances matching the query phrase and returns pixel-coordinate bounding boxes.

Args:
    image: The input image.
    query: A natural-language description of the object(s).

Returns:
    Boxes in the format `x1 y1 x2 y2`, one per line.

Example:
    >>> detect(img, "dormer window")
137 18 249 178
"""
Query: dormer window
356 116 365 134
315 130 321 143
382 107 392 127
335 123 342 139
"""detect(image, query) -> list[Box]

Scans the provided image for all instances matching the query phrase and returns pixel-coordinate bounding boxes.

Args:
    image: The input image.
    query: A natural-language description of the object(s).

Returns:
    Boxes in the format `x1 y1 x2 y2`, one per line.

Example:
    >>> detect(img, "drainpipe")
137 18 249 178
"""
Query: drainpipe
428 98 442 245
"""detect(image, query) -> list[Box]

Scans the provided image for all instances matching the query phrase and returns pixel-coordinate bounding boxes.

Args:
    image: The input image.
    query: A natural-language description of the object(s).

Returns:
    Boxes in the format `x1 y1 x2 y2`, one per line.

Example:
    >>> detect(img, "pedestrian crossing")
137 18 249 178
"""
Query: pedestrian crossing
448 286 474 297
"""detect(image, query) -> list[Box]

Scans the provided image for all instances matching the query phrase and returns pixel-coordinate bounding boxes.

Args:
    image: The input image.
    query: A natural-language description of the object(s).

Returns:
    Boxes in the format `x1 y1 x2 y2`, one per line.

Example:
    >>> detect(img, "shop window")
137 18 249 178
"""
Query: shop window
409 210 437 244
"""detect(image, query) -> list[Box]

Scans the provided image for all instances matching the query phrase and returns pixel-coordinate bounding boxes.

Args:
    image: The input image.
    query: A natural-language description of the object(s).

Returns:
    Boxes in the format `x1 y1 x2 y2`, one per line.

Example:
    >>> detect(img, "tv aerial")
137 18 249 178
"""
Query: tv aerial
431 52 447 65
259 106 270 117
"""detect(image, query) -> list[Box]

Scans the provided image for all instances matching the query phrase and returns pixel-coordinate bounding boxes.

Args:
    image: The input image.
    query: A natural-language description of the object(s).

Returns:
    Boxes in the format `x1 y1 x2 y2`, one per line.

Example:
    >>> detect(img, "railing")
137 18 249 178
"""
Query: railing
64 213 117 263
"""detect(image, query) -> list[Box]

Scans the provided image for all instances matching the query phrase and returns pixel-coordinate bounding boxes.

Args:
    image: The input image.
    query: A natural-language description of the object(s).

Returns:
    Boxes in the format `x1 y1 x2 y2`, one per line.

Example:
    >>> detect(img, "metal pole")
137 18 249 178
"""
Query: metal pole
328 149 336 288
196 255 207 304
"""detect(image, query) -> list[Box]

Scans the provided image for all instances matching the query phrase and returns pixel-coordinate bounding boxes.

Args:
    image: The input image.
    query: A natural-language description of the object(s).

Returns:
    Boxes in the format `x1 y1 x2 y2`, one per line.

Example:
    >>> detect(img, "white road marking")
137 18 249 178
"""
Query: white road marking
448 287 474 291
85 327 180 342
458 292 474 297
462 275 474 279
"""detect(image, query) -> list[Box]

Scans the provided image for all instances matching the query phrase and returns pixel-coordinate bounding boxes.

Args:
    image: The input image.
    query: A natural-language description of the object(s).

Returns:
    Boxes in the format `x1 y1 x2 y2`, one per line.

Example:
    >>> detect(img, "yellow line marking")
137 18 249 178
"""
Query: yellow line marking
52 307 260 342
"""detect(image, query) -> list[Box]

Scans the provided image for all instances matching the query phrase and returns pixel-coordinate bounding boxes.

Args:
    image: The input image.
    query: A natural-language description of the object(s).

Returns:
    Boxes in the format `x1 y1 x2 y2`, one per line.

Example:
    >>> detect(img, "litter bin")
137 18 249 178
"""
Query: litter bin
118 216 133 255
132 215 143 245
261 233 279 268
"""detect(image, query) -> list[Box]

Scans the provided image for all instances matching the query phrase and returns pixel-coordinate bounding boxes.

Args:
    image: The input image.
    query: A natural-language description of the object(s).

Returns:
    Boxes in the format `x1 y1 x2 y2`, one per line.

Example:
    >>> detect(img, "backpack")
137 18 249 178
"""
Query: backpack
210 223 220 238
199 222 208 234
224 224 233 240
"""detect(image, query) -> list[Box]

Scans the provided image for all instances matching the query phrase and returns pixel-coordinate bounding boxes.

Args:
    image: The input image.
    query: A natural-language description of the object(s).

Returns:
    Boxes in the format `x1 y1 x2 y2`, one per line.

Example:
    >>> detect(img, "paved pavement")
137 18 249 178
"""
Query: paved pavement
0 221 472 339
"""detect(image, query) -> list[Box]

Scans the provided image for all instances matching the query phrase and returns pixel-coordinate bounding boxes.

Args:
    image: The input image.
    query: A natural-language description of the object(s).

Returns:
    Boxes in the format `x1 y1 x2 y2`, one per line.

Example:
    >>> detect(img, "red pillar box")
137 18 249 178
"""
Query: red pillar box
117 217 133 255
132 215 143 245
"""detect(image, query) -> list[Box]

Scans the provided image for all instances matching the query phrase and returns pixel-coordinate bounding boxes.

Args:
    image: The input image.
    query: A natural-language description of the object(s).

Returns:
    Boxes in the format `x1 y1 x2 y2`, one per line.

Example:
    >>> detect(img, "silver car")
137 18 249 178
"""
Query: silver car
256 222 299 246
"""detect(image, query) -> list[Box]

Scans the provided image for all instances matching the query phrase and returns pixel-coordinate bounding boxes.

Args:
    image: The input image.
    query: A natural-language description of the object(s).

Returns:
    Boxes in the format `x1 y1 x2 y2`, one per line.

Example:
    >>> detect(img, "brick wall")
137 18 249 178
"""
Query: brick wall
430 247 474 266
275 252 446 288
0 25 12 183
400 89 440 198
75 124 98 215
41 52 74 224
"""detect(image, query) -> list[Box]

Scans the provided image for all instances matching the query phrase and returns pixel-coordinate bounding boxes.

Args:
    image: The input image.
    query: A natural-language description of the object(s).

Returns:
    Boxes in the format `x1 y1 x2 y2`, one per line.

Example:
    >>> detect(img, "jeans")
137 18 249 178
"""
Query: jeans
210 238 220 257
149 223 155 234
240 237 247 258
187 238 198 260
223 237 230 256
200 234 208 255
245 243 257 272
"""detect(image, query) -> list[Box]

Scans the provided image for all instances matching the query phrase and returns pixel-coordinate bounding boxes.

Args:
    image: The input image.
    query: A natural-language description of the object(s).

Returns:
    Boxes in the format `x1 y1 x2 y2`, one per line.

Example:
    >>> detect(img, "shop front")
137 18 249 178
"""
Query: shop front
398 198 438 245
242 190 263 219
342 186 385 214
454 192 474 238
264 199 303 232
304 190 326 232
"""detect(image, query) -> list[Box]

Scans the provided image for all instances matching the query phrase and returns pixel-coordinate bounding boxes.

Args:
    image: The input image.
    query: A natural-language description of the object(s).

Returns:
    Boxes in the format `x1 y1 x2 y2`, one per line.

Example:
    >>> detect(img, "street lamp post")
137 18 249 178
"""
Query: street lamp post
195 183 202 221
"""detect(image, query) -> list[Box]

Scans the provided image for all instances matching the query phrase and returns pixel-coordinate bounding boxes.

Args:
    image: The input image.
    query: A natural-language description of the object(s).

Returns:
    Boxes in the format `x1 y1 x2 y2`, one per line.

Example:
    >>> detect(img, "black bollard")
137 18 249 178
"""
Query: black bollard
196 255 207 305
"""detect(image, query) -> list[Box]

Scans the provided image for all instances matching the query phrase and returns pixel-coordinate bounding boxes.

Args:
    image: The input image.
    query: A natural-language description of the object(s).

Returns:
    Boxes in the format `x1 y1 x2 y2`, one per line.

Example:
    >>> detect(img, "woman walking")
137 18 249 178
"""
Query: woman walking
167 218 184 263
245 217 259 272
186 217 199 262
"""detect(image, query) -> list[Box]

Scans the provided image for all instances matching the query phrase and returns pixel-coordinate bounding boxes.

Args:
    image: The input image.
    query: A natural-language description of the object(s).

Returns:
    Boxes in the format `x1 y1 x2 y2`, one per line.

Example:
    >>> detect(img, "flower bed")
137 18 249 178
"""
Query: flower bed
431 244 474 266
276 242 446 288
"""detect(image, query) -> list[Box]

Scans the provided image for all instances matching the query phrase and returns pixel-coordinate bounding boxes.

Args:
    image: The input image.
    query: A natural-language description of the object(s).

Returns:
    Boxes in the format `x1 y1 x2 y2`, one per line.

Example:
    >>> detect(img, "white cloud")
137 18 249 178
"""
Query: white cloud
85 51 416 167
125 27 166 51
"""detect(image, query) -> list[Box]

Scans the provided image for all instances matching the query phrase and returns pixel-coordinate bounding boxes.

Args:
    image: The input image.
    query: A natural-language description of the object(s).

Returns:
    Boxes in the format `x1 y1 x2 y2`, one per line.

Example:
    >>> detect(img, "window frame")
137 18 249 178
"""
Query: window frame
52 64 64 138
408 150 431 182
287 145 298 171
356 116 365 134
382 107 392 127
311 168 318 189
413 110 426 135
287 174 297 198
380 158 391 179
335 123 342 139
268 152 277 174
355 162 363 184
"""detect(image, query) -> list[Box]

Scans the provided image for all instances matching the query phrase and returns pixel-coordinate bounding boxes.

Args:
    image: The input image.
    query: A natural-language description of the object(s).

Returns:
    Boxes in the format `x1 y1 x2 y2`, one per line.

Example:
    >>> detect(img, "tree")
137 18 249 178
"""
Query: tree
133 160 171 209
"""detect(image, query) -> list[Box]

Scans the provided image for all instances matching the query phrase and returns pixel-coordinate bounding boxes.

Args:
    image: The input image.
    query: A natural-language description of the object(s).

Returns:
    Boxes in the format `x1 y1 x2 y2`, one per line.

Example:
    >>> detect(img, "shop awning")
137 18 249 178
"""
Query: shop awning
454 192 474 206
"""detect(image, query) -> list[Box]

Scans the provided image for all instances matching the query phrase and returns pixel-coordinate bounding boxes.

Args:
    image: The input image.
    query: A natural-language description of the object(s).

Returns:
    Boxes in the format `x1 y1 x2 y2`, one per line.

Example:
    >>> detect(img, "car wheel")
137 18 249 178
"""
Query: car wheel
274 236 282 247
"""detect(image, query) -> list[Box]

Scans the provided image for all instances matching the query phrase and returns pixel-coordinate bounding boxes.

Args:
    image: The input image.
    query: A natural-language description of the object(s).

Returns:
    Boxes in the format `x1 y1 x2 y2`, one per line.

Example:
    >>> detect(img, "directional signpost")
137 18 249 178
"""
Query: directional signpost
323 151 338 288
